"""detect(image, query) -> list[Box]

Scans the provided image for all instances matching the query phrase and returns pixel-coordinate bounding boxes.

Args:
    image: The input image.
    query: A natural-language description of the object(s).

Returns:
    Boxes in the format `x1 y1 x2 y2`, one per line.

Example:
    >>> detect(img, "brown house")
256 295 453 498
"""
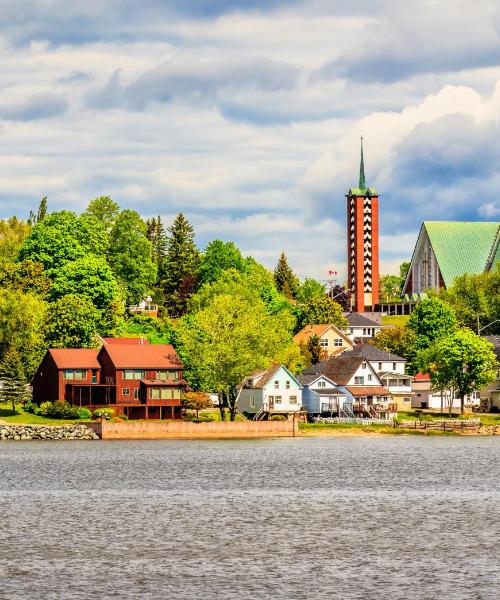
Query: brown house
32 343 187 419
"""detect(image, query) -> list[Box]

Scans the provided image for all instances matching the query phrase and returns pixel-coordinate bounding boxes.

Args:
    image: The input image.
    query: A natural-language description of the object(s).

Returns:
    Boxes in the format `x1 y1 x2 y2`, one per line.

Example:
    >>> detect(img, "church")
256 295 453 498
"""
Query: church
402 221 500 295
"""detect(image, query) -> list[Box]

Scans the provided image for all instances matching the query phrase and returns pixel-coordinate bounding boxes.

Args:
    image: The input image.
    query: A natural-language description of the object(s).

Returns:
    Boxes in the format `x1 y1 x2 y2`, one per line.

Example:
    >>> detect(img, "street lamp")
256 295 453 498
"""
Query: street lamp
478 319 500 334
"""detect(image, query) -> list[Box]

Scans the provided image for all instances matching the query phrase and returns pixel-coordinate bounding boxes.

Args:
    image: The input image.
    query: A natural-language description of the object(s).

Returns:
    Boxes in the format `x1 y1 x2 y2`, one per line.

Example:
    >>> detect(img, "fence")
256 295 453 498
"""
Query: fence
313 417 393 425
396 419 481 432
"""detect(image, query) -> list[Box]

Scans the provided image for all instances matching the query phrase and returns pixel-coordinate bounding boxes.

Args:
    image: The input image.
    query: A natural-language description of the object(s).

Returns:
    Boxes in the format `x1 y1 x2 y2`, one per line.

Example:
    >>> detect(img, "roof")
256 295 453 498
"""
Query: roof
49 349 100 369
101 344 182 369
423 222 500 288
244 364 302 389
414 372 430 382
302 355 366 385
312 387 345 395
378 371 413 379
297 374 338 387
346 313 381 327
293 324 351 346
347 187 378 196
346 386 390 397
485 336 500 361
341 343 406 362
102 337 150 345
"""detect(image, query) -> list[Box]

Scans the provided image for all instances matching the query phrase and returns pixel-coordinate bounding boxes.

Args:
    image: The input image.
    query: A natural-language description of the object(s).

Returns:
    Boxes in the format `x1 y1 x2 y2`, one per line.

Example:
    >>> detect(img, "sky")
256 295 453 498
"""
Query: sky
1 0 500 282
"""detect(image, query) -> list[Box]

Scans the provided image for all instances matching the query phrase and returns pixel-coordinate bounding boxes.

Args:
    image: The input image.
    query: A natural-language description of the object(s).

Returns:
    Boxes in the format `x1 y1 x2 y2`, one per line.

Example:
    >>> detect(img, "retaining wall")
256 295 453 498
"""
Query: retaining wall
87 418 298 439
0 423 99 441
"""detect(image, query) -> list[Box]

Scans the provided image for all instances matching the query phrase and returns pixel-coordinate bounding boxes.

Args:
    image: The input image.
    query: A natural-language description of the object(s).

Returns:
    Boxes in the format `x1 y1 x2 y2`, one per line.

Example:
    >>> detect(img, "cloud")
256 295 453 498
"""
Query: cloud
0 93 68 121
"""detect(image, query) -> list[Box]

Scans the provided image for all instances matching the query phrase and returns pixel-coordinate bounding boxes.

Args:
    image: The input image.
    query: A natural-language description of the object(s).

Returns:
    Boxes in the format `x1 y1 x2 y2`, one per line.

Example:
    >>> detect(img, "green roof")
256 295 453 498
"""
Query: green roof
348 187 378 196
424 221 500 287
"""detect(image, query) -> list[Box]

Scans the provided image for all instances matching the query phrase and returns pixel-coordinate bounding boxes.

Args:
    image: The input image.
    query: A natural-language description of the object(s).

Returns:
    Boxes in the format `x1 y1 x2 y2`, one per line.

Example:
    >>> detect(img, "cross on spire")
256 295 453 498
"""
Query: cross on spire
359 136 366 189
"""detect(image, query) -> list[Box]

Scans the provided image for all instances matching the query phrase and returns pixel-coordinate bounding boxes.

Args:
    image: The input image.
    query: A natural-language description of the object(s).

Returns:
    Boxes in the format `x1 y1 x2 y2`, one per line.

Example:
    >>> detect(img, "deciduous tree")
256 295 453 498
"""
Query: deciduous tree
369 326 418 373
45 295 100 348
298 296 348 330
0 217 31 261
408 297 457 351
182 391 212 418
198 239 246 287
84 196 120 231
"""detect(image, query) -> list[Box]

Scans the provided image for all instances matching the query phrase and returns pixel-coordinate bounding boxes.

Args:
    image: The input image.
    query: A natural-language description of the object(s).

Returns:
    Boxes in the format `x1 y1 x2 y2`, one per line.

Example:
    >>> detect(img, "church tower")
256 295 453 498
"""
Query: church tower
346 138 379 312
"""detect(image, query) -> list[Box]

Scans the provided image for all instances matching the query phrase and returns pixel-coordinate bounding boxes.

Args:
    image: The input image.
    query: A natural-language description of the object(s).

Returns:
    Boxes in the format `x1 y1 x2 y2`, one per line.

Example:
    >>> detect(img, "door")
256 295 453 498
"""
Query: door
91 370 98 384
268 396 274 410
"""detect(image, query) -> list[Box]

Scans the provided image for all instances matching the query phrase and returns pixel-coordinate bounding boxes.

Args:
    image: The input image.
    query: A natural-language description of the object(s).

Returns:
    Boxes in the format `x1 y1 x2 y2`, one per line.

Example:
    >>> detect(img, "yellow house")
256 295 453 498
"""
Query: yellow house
293 324 353 359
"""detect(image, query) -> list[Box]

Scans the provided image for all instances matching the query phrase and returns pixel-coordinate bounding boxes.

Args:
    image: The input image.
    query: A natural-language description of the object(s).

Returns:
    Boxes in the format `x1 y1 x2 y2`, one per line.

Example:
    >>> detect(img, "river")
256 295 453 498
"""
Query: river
1 436 499 599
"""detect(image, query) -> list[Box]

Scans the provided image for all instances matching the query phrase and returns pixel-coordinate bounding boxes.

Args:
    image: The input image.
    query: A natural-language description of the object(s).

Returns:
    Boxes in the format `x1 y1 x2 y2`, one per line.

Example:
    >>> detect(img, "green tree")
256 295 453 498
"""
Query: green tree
109 209 157 305
162 213 200 316
274 252 299 298
0 217 31 261
146 216 168 280
399 261 411 292
379 274 402 303
296 278 326 303
0 289 47 377
298 296 348 330
329 284 351 311
0 346 30 414
418 329 496 414
84 196 120 231
369 326 418 373
306 334 323 365
408 297 457 351
28 196 48 226
197 239 246 287
50 255 120 310
0 260 51 298
176 293 294 421
45 295 100 348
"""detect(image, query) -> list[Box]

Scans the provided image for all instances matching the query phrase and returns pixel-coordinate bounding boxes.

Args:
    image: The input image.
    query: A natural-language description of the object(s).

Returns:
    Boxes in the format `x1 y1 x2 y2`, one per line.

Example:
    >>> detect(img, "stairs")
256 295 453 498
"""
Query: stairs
253 404 268 421
340 404 355 418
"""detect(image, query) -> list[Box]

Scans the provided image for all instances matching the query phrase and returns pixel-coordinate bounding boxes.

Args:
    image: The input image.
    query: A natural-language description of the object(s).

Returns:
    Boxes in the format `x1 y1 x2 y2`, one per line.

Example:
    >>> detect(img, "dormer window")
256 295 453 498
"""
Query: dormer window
318 381 326 388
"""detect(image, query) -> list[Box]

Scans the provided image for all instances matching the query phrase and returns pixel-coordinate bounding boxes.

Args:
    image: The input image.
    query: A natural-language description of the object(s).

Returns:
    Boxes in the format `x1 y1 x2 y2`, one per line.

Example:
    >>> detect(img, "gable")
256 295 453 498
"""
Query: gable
307 375 338 389
345 361 381 386
261 365 302 390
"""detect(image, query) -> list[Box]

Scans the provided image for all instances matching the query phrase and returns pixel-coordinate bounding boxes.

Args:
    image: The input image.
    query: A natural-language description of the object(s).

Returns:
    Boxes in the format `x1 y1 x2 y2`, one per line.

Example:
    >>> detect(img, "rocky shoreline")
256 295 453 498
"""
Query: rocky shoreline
0 423 99 441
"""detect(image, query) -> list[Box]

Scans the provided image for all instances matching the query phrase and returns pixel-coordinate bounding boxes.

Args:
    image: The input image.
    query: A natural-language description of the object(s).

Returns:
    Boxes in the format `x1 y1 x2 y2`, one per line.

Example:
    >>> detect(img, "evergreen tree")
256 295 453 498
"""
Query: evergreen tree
274 252 299 298
146 216 167 279
0 346 30 414
163 213 200 316
28 196 48 225
306 334 323 365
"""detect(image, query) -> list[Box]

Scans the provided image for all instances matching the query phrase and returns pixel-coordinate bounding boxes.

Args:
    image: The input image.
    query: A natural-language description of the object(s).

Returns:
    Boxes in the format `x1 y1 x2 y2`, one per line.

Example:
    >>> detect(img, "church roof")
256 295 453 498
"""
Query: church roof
423 221 500 287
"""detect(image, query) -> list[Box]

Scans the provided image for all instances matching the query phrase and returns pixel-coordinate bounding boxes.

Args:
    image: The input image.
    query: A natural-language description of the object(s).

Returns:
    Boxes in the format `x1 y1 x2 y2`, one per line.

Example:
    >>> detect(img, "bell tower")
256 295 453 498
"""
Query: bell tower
346 138 379 312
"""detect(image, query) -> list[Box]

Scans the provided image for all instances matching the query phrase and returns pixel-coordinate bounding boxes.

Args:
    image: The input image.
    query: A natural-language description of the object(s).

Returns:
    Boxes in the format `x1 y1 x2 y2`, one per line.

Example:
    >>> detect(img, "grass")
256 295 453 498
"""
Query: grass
198 408 247 422
381 315 410 327
0 403 78 425
298 422 458 435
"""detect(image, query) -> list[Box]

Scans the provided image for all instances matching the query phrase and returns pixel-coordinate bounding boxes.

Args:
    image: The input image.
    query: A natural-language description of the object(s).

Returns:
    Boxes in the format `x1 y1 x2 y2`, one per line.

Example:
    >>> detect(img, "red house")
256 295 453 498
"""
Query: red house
32 343 187 419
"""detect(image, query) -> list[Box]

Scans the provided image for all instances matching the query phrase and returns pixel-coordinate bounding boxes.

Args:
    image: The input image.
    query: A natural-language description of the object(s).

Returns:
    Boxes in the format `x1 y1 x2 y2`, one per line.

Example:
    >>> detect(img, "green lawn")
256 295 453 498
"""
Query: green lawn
381 315 410 327
0 403 78 425
198 409 247 422
298 422 457 435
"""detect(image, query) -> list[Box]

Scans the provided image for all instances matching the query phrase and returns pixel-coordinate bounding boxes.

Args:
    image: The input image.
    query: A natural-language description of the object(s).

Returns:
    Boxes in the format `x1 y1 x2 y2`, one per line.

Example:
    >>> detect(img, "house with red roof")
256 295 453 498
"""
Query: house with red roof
32 342 187 419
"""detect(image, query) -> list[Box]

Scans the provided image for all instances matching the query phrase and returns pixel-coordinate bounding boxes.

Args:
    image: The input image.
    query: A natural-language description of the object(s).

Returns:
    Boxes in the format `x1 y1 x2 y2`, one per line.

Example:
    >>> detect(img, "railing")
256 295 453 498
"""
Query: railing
314 417 393 425
129 304 158 314
396 419 481 431
253 404 268 421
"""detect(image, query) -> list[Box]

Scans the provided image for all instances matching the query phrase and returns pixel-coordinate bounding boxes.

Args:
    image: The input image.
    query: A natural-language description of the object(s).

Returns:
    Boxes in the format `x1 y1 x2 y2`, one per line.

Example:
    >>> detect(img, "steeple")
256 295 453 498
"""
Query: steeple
359 136 366 189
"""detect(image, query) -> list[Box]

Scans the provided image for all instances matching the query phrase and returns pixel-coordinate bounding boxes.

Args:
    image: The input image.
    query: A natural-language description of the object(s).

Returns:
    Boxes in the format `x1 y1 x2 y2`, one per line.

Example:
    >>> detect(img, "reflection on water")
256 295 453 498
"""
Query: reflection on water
1 437 499 599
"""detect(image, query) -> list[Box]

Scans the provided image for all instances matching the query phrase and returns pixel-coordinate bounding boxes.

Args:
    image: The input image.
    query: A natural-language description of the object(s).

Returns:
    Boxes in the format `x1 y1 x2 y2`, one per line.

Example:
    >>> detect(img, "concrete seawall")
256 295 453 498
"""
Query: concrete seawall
87 418 298 439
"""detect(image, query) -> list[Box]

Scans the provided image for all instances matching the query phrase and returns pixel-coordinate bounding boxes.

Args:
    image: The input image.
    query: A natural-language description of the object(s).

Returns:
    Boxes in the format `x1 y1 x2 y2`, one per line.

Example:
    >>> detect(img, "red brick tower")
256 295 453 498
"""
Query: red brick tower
346 138 379 312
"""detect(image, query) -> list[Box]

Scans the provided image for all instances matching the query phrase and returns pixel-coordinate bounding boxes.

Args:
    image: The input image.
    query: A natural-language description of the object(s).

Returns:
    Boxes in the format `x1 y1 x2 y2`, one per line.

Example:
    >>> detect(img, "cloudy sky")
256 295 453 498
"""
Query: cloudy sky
1 0 500 280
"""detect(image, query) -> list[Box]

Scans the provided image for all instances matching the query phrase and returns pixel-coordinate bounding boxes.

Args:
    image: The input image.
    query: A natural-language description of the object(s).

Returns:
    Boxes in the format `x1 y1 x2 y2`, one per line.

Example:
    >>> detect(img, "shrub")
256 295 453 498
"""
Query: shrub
183 413 215 423
115 413 128 421
92 407 115 420
23 399 39 415
76 407 92 420
38 401 79 419
269 414 287 421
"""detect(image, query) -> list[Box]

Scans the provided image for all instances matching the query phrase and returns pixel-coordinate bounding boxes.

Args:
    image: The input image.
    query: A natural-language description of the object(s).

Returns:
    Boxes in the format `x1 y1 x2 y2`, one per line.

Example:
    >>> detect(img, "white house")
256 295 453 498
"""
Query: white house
412 372 481 410
345 313 381 342
298 374 348 417
238 365 302 418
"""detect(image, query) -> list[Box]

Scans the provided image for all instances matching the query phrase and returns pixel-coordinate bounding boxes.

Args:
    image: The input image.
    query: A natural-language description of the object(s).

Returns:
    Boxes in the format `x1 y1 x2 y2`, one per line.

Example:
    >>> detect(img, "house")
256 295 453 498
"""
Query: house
32 342 187 419
293 324 353 358
298 374 347 417
344 312 381 342
238 365 302 419
402 221 500 295
339 343 413 412
482 336 500 411
412 372 481 411
301 355 394 418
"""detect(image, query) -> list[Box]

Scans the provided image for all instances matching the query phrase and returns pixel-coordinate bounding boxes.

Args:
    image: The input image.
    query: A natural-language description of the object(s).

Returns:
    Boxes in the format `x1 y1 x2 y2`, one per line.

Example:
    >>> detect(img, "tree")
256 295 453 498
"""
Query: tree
418 329 496 414
50 255 120 311
109 209 157 305
0 346 30 414
146 216 168 281
176 293 294 421
197 239 246 287
306 334 323 365
369 326 418 373
182 392 212 418
379 274 402 303
0 217 31 261
408 297 457 351
162 213 200 316
296 278 326 303
28 196 48 225
45 295 100 348
274 252 299 298
84 196 120 231
298 296 348 330
0 289 47 377
399 261 411 292
0 260 51 298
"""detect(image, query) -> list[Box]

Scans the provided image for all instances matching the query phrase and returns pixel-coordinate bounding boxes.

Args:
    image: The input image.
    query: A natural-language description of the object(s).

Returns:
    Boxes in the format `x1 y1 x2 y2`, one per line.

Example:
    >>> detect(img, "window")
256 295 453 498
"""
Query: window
274 380 279 389
334 338 343 347
156 370 179 381
362 328 367 335
268 396 274 402
285 380 291 389
378 362 383 371
362 361 367 369
318 381 326 388
368 374 373 382
275 396 282 403
389 378 398 387
134 389 139 399
250 397 255 408
392 363 397 370
354 376 364 385
123 369 145 380
319 338 329 348
149 387 181 400
290 396 297 404
122 388 130 396
63 369 86 380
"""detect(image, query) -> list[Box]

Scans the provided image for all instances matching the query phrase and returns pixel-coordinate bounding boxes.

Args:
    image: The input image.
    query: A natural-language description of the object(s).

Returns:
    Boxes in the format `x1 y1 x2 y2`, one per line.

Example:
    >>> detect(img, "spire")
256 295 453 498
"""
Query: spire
359 136 366 189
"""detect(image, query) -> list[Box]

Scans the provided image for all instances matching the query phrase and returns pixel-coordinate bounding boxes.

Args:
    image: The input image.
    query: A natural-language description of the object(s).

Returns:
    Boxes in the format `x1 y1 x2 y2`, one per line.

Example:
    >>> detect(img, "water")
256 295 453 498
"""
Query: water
1 437 499 600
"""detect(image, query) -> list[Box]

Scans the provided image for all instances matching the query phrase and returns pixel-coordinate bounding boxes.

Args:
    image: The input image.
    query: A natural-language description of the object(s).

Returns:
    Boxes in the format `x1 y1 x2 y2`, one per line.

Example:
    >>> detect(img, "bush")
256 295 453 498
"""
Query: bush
38 401 79 419
23 399 39 415
183 413 215 423
115 413 128 421
92 407 115 420
269 414 287 421
76 407 92 420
